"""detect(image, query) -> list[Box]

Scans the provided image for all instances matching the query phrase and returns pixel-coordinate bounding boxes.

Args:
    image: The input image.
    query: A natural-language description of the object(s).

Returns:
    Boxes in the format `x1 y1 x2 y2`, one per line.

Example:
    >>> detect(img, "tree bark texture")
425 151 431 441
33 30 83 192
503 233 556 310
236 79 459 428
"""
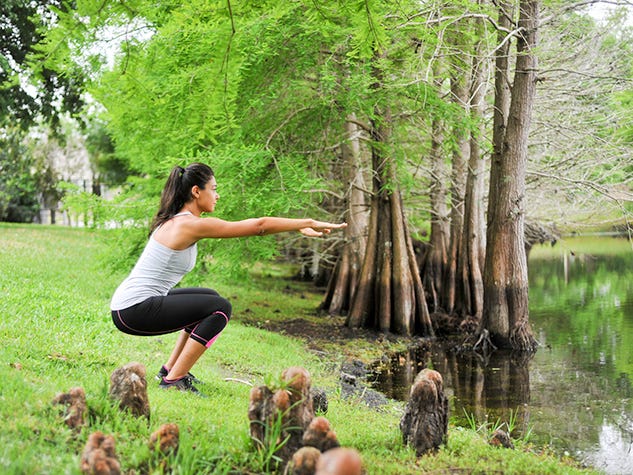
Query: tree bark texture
399 369 449 455
108 362 150 419
456 14 488 321
423 111 449 314
322 115 369 315
248 367 315 467
482 0 538 351
80 432 121 475
52 386 87 431
421 59 450 314
440 17 475 316
346 77 433 335
442 72 469 315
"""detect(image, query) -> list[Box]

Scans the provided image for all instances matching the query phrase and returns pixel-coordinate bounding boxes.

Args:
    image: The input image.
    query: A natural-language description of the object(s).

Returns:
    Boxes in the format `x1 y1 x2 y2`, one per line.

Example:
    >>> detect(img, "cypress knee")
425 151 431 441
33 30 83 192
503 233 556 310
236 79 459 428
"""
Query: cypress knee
399 369 448 455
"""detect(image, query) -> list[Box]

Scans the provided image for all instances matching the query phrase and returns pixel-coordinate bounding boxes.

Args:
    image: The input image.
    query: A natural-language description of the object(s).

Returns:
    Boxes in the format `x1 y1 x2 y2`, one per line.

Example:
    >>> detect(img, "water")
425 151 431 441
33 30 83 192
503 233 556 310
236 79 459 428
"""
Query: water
369 237 633 474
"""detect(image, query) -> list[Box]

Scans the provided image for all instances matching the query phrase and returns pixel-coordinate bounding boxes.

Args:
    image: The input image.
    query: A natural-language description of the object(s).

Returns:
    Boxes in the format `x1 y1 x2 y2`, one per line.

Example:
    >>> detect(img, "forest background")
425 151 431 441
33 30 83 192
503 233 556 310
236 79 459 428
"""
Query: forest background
2 0 633 348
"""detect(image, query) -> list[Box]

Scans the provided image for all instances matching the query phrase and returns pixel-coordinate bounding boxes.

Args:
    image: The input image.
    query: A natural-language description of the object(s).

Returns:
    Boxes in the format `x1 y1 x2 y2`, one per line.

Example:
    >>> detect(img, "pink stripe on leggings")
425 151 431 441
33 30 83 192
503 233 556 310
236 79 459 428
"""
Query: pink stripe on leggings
191 311 230 348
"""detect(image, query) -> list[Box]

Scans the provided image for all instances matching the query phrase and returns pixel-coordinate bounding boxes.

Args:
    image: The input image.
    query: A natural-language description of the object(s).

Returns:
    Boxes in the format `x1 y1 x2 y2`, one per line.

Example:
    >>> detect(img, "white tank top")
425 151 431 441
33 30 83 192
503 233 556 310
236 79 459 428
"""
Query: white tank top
110 213 198 310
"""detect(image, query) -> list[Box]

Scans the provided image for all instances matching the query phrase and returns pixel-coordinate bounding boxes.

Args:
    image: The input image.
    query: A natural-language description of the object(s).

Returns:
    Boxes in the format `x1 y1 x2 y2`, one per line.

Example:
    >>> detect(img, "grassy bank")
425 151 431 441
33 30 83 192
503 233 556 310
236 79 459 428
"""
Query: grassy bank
530 235 633 259
0 223 599 474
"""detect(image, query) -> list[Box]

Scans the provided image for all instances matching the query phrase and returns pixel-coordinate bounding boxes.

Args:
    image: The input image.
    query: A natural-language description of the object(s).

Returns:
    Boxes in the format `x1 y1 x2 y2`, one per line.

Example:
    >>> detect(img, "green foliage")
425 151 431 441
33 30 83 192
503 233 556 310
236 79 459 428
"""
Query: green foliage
36 0 480 274
462 408 532 444
250 407 291 473
84 119 129 187
0 0 84 128
33 0 633 274
613 89 633 145
96 184 159 272
0 130 37 222
0 126 60 222
90 0 244 169
59 181 106 228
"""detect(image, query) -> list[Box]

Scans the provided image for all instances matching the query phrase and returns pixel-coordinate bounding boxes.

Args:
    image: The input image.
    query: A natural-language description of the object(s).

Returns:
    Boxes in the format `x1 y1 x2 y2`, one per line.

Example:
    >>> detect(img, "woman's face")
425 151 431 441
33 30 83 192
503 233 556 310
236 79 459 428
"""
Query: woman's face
197 177 219 213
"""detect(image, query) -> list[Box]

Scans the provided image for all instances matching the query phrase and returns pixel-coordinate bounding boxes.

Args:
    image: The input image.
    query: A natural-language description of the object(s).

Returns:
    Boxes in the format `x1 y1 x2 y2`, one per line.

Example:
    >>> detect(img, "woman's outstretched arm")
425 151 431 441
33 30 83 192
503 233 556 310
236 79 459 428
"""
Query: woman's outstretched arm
184 216 347 240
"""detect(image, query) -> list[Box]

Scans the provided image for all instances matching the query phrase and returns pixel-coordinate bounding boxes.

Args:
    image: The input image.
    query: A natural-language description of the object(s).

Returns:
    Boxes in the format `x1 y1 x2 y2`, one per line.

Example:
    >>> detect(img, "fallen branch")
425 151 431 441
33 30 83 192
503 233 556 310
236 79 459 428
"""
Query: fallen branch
224 377 254 387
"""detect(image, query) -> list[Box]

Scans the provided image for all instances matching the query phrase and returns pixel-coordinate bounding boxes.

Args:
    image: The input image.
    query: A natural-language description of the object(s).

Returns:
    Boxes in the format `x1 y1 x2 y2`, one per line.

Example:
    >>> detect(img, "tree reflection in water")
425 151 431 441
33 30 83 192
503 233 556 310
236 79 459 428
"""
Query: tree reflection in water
368 343 533 438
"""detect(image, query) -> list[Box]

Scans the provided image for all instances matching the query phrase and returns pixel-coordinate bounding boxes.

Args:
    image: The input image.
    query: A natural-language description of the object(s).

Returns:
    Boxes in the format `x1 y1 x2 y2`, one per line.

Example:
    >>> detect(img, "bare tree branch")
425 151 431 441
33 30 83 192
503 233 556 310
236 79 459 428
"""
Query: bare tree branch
541 0 633 26
265 106 313 150
538 68 632 82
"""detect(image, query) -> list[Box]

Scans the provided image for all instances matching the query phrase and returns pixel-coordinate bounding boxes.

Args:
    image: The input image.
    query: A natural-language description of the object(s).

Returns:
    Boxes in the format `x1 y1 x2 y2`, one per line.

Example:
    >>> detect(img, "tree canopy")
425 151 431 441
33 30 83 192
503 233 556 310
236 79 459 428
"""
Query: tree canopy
0 0 84 128
11 0 633 340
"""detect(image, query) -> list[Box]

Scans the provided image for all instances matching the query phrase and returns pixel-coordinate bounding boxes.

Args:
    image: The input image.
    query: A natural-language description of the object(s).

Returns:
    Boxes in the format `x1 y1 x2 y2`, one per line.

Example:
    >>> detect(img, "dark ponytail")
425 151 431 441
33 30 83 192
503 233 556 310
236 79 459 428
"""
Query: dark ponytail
149 162 215 234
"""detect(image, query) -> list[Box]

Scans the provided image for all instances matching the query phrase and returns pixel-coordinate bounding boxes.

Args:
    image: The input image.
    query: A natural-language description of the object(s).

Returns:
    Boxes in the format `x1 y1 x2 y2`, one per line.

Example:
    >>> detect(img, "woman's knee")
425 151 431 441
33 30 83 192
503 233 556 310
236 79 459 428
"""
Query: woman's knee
217 298 232 320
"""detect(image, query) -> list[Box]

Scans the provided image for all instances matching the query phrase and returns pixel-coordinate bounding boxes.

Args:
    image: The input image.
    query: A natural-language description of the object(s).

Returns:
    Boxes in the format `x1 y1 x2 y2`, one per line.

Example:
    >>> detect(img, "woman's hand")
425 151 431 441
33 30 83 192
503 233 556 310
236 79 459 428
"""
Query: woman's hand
299 221 347 237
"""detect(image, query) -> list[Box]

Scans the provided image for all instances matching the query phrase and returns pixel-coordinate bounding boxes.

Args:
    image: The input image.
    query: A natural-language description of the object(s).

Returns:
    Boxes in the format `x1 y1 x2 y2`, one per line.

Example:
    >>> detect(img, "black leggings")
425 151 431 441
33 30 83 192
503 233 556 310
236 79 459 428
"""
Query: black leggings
111 288 232 348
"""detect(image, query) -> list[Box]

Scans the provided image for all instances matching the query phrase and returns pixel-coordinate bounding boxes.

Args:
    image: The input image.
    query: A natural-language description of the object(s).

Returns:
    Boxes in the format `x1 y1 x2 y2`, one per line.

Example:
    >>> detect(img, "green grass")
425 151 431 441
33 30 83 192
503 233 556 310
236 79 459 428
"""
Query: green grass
530 235 633 259
0 223 600 474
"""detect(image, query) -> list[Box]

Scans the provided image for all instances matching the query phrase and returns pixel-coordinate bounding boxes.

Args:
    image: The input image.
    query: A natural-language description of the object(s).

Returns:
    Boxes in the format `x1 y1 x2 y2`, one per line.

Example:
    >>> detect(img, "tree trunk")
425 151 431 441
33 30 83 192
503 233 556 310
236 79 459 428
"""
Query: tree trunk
322 115 369 315
346 184 379 329
457 14 488 321
482 0 539 351
442 72 469 315
346 61 433 335
423 109 449 313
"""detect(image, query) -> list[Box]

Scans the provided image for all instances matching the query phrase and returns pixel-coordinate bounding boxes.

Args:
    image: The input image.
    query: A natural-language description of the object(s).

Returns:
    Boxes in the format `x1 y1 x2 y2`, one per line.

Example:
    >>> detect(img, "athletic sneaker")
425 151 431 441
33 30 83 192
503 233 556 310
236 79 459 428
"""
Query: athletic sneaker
156 365 202 384
159 375 203 395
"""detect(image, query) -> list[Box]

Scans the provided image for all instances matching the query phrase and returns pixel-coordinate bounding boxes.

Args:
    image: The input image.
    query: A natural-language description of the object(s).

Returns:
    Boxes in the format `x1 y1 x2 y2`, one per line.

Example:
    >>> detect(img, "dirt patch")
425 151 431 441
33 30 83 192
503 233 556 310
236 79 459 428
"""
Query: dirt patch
238 312 409 360
265 317 382 343
234 278 420 358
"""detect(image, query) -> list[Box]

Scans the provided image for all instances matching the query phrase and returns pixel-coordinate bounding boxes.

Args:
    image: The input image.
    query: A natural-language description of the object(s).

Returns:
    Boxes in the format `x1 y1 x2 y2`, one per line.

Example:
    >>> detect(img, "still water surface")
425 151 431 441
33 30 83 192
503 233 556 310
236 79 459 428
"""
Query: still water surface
369 237 633 474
